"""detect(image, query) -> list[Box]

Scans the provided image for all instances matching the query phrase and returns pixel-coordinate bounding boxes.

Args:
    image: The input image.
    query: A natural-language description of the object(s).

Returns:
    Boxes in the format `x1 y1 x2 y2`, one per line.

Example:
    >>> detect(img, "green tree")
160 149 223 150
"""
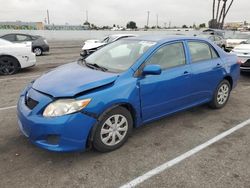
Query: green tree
126 21 137 29
199 23 206 28
182 25 188 28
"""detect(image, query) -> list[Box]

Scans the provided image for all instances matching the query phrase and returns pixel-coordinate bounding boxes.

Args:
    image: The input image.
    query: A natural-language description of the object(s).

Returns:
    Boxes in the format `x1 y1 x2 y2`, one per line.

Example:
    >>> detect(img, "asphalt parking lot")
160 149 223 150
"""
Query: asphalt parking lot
0 42 250 188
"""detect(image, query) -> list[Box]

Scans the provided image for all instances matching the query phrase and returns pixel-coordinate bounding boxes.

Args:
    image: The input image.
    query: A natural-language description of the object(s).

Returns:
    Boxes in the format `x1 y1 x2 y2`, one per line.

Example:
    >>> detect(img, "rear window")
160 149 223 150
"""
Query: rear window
188 42 218 63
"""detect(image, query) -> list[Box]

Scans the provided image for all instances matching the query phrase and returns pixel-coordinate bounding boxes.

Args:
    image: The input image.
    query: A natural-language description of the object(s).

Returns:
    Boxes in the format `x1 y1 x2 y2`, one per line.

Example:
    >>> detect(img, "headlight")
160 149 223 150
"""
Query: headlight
43 98 91 117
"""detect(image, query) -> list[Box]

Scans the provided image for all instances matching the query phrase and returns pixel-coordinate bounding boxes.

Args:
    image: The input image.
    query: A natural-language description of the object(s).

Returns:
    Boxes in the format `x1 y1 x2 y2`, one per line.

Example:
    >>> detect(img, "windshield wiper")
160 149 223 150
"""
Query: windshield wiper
89 63 108 72
78 58 108 72
86 62 108 72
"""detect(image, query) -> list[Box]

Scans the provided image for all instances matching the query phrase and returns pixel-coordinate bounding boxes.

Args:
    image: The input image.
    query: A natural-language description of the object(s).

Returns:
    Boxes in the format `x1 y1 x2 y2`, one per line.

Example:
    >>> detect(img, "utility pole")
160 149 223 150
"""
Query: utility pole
47 10 50 25
86 10 89 22
156 14 158 28
146 11 150 28
169 21 171 28
164 22 167 28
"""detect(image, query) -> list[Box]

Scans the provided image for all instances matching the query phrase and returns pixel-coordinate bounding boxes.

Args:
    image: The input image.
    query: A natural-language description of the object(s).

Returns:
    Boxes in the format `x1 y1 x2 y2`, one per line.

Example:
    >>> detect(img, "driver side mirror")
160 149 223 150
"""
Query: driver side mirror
142 64 162 76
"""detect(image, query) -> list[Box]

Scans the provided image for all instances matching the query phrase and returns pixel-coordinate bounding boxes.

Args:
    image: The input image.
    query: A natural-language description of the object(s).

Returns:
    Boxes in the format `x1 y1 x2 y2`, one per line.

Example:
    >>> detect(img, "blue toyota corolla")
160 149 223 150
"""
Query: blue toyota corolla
17 35 240 152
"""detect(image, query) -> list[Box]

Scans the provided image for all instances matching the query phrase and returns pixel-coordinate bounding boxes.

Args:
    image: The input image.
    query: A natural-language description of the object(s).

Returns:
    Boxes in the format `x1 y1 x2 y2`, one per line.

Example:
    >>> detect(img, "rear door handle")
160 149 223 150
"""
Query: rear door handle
216 63 222 68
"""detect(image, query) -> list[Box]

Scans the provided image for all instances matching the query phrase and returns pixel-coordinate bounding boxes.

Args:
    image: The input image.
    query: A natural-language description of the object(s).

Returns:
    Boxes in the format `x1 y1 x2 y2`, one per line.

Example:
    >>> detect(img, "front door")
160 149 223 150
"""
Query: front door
139 42 193 122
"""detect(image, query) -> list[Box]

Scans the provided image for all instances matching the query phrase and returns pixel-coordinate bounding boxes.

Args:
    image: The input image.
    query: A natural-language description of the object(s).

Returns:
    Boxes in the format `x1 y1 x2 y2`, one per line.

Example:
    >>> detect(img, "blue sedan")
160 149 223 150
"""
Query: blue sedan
17 35 240 152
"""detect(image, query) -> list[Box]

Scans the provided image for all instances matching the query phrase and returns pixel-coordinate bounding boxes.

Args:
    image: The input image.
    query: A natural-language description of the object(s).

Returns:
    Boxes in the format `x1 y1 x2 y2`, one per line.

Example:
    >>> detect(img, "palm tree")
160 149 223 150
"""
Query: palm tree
220 0 234 28
212 0 216 20
211 0 235 29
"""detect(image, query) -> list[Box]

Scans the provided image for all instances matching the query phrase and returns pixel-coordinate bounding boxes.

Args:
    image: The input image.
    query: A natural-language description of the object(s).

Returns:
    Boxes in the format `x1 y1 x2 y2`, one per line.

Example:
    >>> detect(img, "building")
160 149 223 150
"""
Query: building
0 21 45 30
224 21 246 30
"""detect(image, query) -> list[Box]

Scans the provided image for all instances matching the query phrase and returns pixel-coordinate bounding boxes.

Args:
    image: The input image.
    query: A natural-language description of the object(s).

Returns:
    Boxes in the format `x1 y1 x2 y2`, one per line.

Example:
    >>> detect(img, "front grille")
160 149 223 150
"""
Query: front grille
241 59 250 67
25 97 38 110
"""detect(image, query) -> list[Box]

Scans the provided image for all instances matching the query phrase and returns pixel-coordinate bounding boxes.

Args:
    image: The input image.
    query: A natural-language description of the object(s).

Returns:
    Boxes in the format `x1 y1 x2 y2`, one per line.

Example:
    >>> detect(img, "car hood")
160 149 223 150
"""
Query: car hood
82 41 106 50
226 39 247 43
234 44 250 51
32 62 118 97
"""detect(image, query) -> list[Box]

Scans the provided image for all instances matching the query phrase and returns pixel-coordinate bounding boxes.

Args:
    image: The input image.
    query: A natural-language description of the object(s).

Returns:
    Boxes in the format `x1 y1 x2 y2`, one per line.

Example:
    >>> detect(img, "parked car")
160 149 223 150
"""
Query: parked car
225 33 250 51
0 39 36 75
80 34 136 58
0 33 49 56
231 38 250 71
202 28 225 37
17 36 240 152
196 34 226 50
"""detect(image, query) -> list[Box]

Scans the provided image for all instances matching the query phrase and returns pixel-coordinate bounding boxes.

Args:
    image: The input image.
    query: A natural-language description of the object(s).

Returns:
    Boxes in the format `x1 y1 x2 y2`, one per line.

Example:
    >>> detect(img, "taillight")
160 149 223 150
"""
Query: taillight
237 59 242 64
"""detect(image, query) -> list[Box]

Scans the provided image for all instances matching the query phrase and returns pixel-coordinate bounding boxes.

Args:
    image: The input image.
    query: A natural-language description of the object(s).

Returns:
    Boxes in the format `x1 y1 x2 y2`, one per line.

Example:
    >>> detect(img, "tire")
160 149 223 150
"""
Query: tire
93 106 133 152
33 47 43 56
209 80 231 109
0 56 19 75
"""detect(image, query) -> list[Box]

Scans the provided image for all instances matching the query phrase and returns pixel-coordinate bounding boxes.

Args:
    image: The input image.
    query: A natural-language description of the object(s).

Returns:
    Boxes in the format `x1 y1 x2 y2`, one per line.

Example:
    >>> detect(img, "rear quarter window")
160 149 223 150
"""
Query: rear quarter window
188 41 219 63
1 34 15 42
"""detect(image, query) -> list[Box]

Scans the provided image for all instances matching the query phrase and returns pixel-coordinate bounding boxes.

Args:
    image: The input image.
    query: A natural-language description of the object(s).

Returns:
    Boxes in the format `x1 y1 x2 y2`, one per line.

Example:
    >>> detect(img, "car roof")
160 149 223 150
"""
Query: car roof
0 33 40 37
110 34 137 37
126 35 209 43
196 34 221 38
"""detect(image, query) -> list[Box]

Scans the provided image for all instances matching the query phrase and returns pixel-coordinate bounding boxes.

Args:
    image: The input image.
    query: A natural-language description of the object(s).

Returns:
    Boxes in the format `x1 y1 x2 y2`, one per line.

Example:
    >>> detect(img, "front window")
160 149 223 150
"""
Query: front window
16 35 31 41
146 42 186 70
85 39 156 72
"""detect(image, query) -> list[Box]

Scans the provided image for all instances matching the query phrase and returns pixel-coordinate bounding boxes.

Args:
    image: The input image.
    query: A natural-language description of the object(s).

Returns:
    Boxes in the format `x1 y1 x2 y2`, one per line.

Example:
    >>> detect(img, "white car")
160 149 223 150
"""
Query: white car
0 38 36 75
81 34 137 58
231 39 250 71
225 33 249 50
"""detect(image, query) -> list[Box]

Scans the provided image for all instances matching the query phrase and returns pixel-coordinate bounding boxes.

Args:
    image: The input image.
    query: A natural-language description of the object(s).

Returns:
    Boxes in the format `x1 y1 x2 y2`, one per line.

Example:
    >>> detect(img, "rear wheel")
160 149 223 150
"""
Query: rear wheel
93 106 133 152
0 56 19 75
209 80 231 109
33 47 43 56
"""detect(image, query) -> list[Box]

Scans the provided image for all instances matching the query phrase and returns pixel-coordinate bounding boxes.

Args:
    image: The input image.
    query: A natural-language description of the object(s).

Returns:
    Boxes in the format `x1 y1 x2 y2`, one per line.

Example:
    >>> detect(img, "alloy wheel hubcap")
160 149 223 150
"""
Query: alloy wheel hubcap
217 84 229 105
34 48 42 55
0 59 15 75
100 114 128 146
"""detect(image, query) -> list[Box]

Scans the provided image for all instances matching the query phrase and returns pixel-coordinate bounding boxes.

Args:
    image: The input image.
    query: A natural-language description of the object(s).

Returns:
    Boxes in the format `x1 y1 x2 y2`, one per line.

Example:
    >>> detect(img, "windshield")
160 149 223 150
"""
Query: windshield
101 35 117 43
245 39 250 44
85 39 156 73
0 38 12 46
197 34 212 39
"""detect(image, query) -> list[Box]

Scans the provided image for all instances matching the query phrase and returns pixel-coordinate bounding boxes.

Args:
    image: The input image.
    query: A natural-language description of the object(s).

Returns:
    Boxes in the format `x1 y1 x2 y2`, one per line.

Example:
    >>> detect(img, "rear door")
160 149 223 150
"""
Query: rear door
186 40 224 103
139 41 193 122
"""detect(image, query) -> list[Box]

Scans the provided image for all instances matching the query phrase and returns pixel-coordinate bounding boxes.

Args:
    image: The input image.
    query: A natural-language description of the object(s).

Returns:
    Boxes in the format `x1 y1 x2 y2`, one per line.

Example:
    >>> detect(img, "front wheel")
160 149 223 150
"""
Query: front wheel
209 80 231 109
93 107 133 152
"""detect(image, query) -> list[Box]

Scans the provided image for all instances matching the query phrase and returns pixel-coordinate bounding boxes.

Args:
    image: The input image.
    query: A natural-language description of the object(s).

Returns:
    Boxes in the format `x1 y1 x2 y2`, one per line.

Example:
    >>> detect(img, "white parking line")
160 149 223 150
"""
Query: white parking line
0 105 17 111
120 118 250 188
242 85 250 91
0 74 40 82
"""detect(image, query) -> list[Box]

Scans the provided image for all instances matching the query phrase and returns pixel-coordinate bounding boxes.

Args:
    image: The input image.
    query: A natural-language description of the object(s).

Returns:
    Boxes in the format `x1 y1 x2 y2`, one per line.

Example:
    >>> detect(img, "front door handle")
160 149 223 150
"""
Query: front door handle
183 71 189 75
